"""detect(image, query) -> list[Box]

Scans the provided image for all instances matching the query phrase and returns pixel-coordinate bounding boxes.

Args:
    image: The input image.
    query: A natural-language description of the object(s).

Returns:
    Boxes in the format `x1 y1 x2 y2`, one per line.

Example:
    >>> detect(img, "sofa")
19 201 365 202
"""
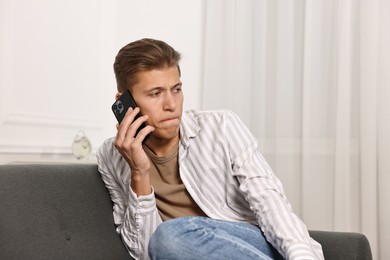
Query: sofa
0 164 372 260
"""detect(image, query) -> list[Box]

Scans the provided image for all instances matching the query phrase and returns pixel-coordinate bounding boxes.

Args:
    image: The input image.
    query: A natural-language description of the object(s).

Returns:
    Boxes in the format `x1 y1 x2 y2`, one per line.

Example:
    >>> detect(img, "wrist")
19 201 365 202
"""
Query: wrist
131 170 152 196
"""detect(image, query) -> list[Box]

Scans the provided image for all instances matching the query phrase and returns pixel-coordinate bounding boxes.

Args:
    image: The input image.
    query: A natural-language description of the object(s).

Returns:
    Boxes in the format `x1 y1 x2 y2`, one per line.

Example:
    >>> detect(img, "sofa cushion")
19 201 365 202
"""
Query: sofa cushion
309 230 372 260
0 164 131 260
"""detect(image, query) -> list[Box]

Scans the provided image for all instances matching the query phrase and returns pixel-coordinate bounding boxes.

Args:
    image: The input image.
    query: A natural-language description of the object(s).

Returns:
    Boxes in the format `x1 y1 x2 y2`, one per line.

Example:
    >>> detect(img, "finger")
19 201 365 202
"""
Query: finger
121 113 149 149
117 107 139 141
132 125 155 146
124 114 149 140
119 107 137 128
115 108 136 148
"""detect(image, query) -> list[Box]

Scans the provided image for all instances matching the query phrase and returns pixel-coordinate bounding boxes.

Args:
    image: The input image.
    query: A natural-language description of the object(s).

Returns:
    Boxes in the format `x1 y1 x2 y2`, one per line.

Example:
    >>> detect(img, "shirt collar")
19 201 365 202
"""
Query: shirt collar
179 111 200 148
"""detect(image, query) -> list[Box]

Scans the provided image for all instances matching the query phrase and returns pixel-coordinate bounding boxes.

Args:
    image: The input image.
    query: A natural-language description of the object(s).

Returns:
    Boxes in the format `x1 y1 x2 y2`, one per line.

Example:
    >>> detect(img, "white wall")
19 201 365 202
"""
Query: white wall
0 0 204 164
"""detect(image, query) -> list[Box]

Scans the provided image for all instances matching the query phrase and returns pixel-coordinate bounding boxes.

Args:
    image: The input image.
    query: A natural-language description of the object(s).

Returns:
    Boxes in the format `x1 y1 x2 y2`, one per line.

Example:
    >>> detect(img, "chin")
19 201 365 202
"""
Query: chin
151 128 179 141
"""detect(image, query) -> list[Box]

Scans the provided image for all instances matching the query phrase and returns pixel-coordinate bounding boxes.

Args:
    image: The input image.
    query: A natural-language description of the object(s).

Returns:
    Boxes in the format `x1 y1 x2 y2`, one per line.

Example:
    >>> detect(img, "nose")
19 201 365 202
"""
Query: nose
163 92 176 111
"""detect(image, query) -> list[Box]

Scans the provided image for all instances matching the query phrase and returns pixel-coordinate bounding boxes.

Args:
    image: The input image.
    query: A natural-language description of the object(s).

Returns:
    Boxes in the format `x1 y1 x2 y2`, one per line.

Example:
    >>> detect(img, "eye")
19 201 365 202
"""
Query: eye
173 86 182 93
150 91 161 97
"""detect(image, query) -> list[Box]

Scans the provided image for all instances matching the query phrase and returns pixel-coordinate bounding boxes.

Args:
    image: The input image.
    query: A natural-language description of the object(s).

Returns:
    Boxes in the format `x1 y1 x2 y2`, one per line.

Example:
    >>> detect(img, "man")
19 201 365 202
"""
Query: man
97 38 324 260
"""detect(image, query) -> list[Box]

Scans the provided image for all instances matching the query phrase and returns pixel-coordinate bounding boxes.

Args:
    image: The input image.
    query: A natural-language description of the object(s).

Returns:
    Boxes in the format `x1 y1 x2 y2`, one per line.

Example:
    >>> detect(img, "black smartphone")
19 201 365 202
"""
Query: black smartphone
112 90 150 141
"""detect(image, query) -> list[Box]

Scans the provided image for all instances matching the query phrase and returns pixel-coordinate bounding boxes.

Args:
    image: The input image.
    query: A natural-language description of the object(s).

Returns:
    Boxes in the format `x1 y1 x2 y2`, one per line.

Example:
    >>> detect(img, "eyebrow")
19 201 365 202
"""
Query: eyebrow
144 82 182 93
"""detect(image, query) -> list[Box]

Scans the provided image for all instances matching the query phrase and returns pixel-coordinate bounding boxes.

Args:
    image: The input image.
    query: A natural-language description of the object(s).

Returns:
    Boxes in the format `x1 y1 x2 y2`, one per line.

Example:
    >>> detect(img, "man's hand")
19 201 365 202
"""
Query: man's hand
114 107 154 196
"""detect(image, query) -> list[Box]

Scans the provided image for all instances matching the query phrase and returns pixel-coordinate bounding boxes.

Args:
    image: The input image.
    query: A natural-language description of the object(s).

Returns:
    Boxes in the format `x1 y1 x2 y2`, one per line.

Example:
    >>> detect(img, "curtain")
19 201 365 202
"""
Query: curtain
201 0 390 259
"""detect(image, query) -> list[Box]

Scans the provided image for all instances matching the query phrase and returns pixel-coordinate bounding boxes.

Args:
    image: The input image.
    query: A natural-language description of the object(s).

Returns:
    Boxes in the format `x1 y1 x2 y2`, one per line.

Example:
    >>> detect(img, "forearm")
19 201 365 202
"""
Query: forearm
238 159 324 259
131 170 152 197
96 142 161 259
228 145 322 257
120 187 162 260
252 186 323 259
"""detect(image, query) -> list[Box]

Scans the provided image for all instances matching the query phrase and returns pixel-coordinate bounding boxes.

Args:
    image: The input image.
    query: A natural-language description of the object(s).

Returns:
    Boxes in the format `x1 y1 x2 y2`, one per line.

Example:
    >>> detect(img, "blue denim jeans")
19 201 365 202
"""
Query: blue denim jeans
148 216 283 260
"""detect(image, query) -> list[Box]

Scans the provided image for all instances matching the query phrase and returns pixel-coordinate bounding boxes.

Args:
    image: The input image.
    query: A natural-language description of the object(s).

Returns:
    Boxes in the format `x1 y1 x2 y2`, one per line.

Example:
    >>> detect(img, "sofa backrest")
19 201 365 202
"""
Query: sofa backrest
0 164 131 260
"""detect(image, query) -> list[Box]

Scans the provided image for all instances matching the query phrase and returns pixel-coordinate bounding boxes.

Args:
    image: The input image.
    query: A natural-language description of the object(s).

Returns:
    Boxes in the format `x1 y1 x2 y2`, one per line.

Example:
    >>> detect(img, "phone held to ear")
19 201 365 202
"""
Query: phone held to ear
112 90 150 142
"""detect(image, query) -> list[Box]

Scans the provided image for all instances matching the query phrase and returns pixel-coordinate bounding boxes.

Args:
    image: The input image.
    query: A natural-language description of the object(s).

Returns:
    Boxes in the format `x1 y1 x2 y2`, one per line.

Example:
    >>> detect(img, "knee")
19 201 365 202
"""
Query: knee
148 219 183 259
148 217 204 259
149 220 174 247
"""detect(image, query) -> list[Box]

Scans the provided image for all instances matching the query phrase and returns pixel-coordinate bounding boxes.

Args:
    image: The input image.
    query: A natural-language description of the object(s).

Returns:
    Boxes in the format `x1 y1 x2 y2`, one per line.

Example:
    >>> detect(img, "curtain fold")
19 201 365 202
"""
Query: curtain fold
377 1 390 258
359 0 379 257
201 0 389 259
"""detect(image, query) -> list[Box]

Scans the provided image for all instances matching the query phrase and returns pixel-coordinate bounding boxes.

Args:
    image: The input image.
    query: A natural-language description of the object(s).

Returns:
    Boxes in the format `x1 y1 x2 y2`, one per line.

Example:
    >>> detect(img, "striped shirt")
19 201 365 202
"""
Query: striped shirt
97 110 324 260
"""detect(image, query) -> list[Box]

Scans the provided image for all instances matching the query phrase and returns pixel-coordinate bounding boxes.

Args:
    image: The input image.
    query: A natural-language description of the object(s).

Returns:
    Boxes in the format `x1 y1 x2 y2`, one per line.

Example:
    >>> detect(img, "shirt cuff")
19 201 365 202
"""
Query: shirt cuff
128 186 157 215
286 243 324 260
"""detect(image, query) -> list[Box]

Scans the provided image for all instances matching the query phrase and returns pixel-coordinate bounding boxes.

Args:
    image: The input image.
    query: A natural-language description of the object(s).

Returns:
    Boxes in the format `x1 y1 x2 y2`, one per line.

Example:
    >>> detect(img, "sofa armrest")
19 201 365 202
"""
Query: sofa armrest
309 230 372 260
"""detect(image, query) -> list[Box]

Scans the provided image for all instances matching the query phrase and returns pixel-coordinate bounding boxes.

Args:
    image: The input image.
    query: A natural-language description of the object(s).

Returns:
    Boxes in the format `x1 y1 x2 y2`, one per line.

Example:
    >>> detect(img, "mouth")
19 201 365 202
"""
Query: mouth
160 117 179 122
159 117 181 127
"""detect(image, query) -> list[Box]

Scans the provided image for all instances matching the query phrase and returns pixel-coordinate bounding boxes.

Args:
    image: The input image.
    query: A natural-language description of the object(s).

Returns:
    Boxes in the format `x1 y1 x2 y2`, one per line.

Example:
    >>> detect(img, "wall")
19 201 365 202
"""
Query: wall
0 0 204 164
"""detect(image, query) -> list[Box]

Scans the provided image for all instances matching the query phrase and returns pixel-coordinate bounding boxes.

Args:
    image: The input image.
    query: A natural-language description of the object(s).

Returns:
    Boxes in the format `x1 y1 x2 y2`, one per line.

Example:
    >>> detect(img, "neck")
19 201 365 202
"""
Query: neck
144 134 179 157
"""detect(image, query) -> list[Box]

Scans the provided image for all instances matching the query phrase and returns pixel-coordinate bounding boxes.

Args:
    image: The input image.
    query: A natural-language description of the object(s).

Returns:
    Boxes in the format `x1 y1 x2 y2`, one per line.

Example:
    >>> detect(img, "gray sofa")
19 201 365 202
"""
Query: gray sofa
0 164 372 260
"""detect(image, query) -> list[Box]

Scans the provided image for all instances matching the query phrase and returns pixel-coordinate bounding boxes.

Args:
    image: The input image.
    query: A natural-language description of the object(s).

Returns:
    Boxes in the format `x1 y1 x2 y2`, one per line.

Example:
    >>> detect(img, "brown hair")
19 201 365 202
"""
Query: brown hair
113 38 181 92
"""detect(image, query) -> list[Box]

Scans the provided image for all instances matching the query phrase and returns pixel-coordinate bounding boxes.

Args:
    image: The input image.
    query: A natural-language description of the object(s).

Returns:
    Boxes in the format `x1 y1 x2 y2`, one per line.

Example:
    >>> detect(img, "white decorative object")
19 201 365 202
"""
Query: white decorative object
72 131 92 160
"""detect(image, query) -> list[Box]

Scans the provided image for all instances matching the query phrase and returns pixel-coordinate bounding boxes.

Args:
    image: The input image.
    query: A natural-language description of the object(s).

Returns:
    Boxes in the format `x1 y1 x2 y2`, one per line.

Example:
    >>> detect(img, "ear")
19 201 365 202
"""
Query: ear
115 92 123 100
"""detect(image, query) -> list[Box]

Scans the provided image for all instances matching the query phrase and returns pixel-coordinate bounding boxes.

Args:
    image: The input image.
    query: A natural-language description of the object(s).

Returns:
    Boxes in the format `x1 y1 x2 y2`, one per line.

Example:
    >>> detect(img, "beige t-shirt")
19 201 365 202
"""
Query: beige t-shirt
143 143 206 221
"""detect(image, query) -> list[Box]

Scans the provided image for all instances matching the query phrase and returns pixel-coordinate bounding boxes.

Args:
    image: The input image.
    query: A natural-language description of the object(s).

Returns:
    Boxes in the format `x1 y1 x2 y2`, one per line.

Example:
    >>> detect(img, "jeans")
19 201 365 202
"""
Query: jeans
148 216 283 260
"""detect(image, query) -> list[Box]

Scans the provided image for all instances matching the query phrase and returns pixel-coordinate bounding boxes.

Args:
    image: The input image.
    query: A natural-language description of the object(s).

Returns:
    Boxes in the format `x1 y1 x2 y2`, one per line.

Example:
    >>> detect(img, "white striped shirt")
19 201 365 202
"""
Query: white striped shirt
97 110 324 260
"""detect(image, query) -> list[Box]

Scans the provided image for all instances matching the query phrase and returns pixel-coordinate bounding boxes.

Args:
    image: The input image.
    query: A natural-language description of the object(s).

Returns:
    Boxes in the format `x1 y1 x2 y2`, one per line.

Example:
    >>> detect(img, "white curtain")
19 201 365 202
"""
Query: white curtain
201 0 390 259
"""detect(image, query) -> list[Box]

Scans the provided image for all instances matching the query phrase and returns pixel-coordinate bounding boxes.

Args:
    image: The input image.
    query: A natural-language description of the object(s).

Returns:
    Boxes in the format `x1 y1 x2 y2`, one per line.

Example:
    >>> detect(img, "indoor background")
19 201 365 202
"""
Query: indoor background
0 1 388 259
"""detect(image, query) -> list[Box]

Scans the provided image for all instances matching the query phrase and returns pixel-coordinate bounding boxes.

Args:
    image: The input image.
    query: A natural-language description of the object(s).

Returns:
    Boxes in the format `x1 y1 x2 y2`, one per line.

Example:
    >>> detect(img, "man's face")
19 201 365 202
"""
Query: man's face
130 66 183 141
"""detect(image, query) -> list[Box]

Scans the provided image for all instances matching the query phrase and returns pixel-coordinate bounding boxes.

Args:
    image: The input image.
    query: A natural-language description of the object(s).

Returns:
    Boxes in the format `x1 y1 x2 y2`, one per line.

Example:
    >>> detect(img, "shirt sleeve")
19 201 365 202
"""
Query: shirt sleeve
224 111 324 260
96 138 162 260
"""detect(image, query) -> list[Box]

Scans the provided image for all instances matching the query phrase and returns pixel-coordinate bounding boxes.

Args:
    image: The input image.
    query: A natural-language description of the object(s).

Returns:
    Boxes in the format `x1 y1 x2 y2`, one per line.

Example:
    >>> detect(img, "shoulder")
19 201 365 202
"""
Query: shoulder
180 109 249 143
183 110 247 131
183 109 238 124
184 109 236 117
97 137 116 157
96 137 130 180
186 109 255 143
96 137 122 167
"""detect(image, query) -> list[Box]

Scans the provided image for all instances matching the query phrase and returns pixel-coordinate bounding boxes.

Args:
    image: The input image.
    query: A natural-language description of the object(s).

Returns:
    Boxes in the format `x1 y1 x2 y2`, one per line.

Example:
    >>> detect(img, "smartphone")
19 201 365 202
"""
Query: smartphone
111 90 150 141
